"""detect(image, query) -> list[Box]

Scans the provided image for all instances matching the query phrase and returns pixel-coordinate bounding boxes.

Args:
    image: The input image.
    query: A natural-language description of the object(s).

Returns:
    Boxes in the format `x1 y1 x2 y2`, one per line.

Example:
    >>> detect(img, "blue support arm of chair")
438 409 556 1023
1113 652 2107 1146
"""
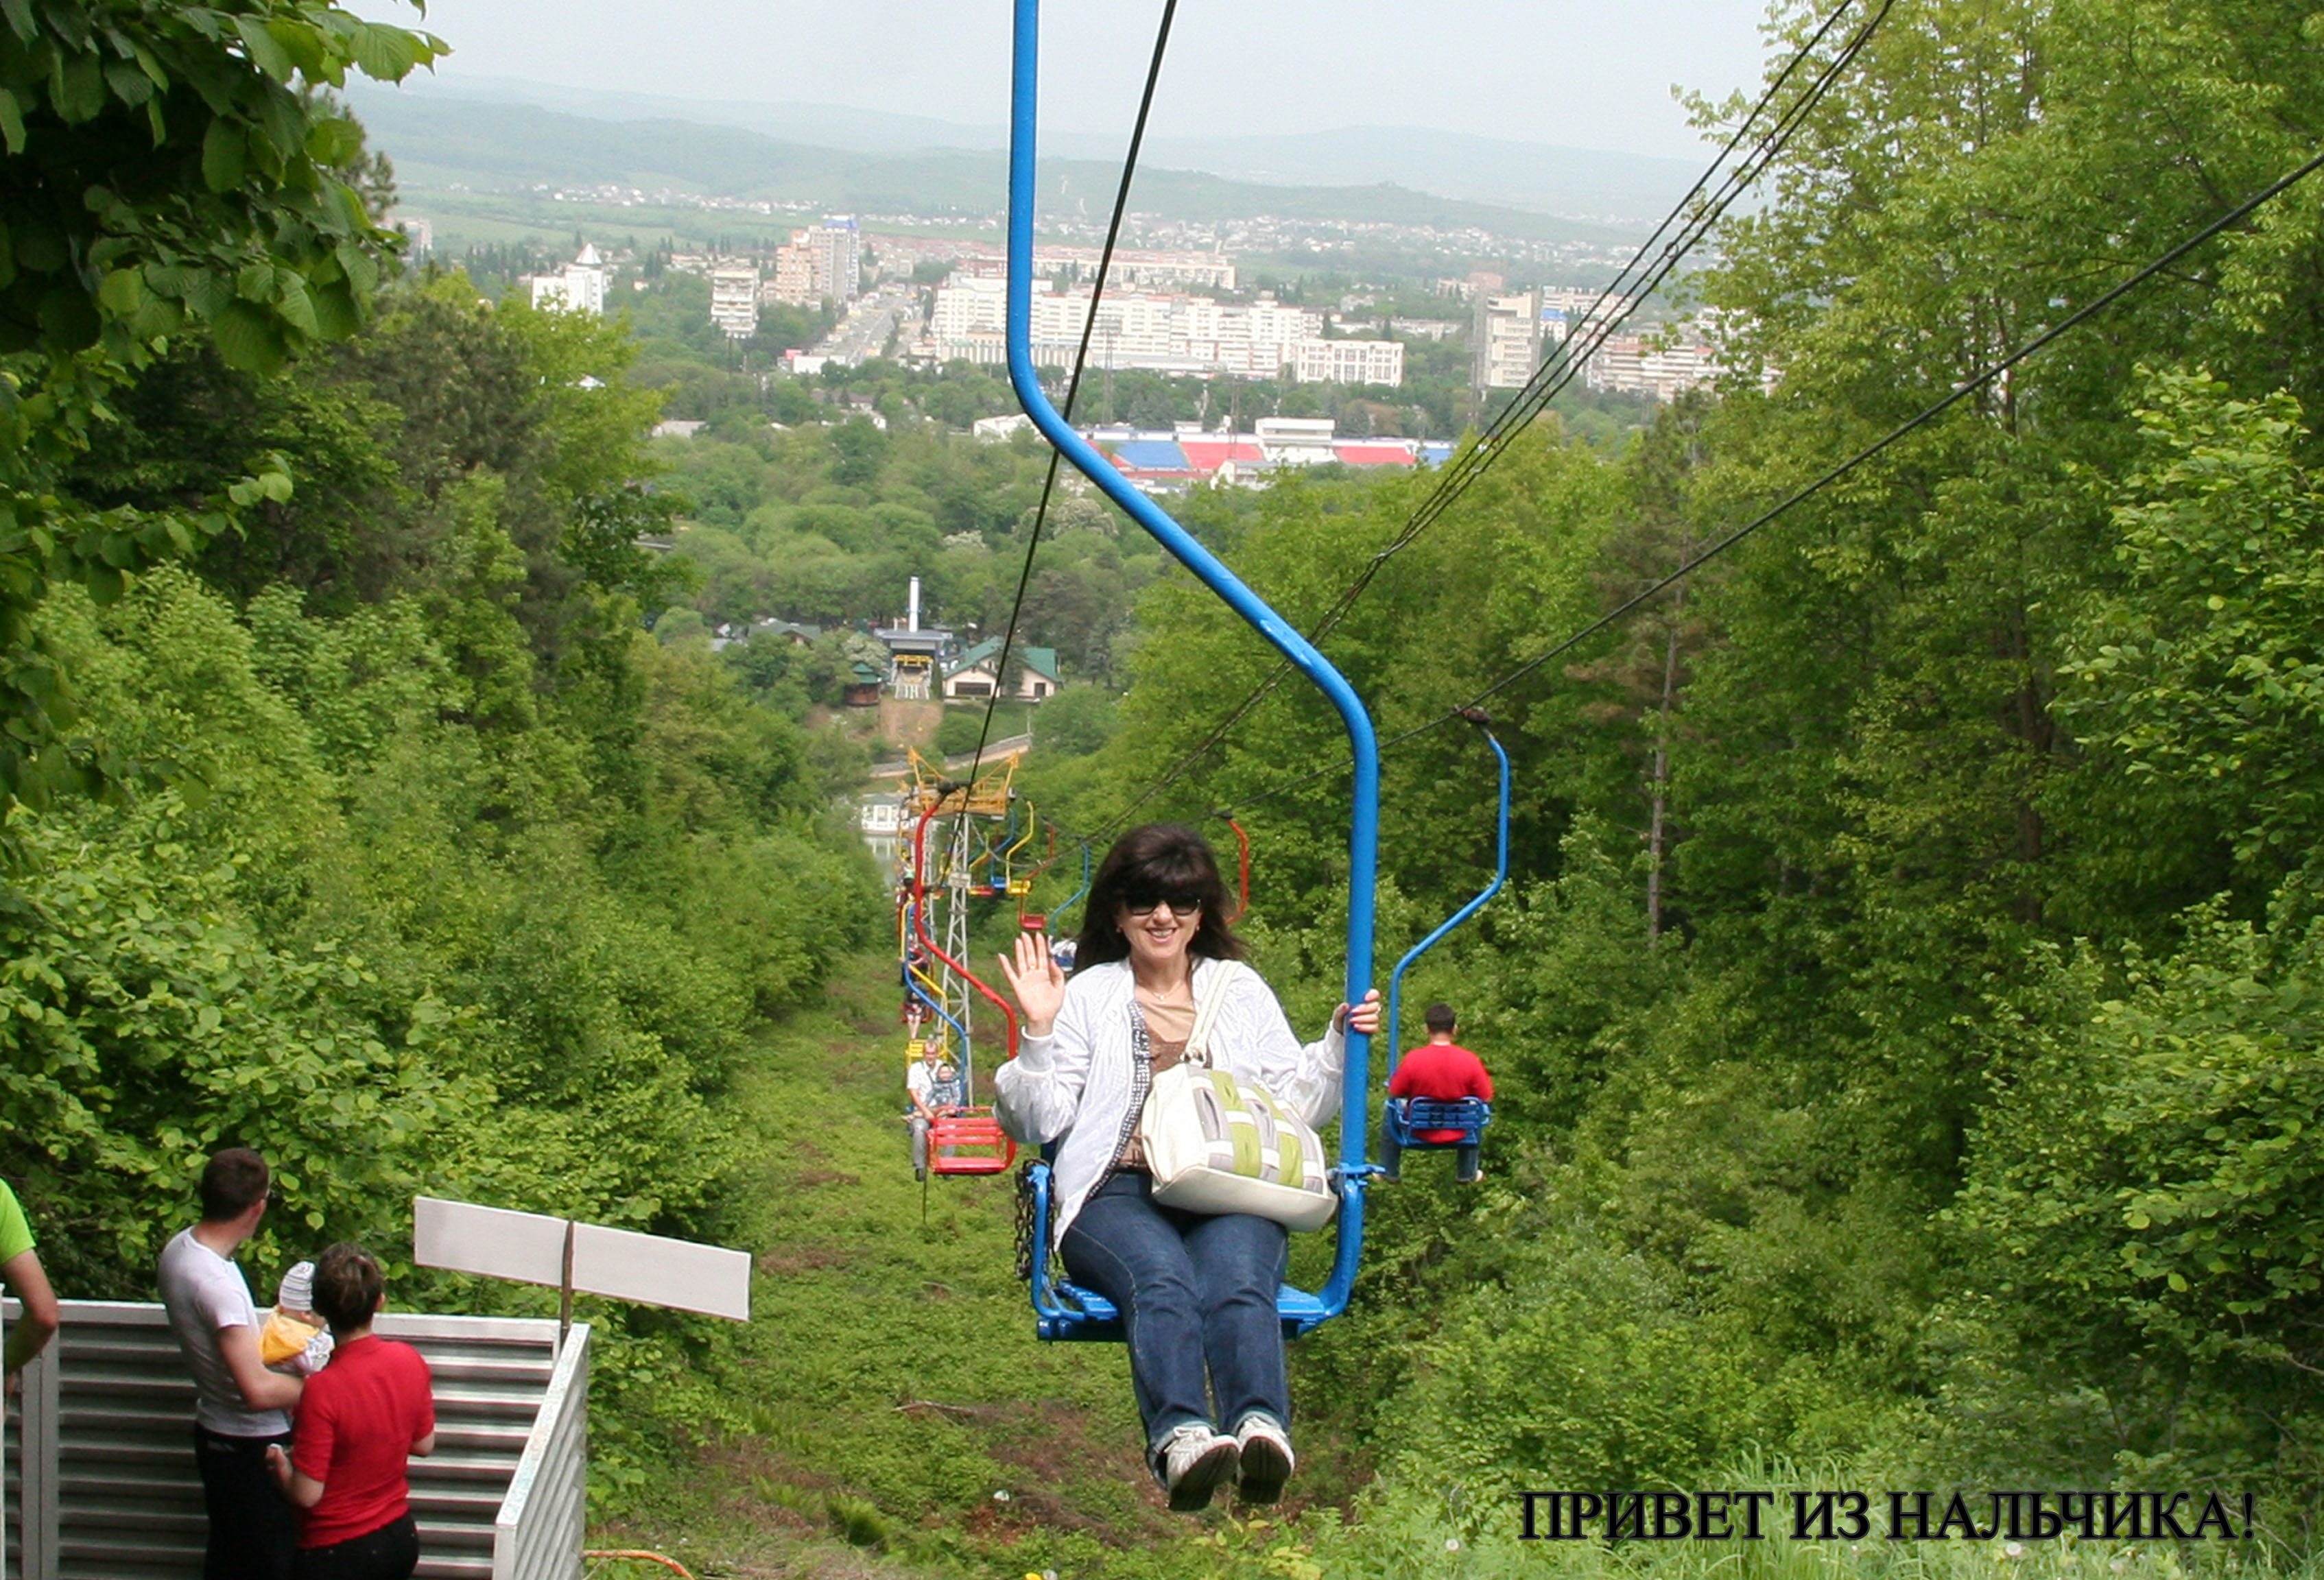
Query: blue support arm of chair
1383 731 1510 1079
1006 0 1380 1326
905 972 974 1065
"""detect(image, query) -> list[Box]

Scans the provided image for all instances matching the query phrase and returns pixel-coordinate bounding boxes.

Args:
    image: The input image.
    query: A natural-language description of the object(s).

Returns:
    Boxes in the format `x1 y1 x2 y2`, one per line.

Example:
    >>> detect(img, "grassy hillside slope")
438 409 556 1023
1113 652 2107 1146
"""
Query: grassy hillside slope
588 948 1327 1577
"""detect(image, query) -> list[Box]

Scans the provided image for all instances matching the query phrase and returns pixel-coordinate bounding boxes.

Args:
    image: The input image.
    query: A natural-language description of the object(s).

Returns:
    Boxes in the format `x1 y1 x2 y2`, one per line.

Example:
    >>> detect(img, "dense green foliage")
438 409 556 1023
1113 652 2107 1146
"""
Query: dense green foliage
3 264 877 1333
656 421 1176 685
0 0 440 813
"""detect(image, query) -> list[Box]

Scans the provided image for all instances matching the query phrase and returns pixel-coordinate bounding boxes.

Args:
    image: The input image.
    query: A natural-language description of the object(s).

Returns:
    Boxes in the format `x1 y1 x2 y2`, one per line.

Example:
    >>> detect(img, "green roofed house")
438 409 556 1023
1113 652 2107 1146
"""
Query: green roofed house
844 660 886 708
941 638 1061 702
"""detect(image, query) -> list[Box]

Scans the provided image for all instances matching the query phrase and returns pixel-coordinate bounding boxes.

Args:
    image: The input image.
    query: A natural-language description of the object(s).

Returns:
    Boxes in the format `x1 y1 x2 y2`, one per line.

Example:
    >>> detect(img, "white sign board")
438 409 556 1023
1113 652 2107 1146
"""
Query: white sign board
413 1197 752 1322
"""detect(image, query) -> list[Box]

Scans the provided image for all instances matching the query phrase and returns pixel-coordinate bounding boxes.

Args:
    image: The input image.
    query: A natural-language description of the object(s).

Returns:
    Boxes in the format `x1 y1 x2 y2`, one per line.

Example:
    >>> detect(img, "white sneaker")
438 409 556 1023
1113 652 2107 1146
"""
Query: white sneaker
1154 1422 1240 1511
1234 1413 1294 1503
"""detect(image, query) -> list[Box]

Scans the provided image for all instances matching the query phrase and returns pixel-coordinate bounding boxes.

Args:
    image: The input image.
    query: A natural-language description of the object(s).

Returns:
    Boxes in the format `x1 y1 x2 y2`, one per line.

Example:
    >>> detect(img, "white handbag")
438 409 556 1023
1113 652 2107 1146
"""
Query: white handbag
1137 963 1338 1230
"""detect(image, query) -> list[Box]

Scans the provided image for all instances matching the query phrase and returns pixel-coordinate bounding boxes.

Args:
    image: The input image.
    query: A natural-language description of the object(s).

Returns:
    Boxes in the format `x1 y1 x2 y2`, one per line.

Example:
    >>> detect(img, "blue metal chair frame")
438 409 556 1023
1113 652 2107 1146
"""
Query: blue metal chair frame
1382 1097 1494 1150
1004 0 1379 1341
1379 728 1510 1156
903 969 973 1064
974 802 1017 896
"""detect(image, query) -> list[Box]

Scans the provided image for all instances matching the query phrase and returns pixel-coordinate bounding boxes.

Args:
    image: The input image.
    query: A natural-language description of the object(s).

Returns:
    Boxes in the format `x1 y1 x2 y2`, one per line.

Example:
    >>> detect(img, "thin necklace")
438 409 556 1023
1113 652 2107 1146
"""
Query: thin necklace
1135 963 1193 1004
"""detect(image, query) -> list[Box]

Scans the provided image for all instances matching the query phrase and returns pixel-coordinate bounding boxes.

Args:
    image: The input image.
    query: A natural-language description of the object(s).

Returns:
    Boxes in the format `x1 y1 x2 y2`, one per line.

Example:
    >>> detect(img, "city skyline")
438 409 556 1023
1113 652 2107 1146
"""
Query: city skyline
347 0 1772 162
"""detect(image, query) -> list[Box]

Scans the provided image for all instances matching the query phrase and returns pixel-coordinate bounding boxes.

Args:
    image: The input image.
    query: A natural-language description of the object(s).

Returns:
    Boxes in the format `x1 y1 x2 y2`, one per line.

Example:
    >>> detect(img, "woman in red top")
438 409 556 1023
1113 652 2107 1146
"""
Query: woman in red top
265 1244 436 1580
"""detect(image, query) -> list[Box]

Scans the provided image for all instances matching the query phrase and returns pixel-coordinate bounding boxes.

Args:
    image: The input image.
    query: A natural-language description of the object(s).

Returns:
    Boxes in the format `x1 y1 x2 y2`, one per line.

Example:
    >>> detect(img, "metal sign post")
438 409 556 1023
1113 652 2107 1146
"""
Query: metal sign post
558 1219 576 1349
413 1197 752 1349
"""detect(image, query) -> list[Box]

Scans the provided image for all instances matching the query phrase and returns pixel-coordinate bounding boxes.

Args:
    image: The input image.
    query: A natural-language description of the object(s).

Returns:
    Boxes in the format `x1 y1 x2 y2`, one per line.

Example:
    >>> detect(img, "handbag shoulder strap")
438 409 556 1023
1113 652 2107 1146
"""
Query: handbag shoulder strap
1183 959 1240 1068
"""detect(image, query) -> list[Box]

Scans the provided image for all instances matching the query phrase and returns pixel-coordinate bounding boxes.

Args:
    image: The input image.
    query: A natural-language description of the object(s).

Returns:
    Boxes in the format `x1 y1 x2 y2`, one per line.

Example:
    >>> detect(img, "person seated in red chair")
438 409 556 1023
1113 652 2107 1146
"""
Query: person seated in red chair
1382 1002 1492 1184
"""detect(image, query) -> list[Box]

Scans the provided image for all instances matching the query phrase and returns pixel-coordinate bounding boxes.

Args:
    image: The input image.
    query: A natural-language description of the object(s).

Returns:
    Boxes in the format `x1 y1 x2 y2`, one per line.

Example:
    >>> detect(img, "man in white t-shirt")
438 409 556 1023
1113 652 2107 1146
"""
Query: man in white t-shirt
158 1147 305 1580
905 1042 942 1180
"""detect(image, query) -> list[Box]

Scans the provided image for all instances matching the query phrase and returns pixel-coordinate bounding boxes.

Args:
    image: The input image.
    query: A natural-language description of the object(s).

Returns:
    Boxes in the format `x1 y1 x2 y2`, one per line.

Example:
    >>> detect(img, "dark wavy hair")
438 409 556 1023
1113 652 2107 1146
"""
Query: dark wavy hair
311 1242 385 1334
1072 823 1246 970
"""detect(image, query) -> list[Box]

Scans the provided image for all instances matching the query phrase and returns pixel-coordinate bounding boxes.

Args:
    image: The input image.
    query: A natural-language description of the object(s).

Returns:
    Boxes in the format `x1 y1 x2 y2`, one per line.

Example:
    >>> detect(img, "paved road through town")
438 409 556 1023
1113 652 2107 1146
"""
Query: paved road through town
813 282 919 367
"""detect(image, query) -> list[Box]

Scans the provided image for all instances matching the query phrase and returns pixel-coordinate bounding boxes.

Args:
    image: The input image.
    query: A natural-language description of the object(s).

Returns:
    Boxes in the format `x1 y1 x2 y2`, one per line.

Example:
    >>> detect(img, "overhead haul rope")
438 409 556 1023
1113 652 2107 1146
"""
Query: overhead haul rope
1202 143 2324 819
1079 0 1898 840
962 0 1180 789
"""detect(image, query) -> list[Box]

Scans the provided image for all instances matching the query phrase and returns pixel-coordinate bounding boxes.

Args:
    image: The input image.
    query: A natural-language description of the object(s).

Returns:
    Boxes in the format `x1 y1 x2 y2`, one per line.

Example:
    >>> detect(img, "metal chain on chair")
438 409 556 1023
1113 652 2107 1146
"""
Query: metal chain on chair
1013 1160 1038 1284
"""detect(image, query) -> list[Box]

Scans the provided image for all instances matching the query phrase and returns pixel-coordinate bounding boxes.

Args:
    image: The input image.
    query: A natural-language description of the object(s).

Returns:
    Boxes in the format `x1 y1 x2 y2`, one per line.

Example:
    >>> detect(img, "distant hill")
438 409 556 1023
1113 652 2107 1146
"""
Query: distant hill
345 89 1655 243
351 77 1701 221
1141 128 1700 224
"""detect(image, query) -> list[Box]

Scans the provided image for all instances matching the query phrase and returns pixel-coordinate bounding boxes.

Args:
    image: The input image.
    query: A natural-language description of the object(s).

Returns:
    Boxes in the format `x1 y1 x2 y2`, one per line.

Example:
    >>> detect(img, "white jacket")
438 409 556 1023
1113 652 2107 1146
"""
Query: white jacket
994 955 1346 1245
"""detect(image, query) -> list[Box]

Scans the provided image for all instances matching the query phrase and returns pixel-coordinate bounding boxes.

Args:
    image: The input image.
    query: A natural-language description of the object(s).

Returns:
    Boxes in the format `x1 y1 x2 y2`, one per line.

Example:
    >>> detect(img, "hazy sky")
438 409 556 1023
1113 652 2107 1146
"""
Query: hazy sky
362 0 1773 159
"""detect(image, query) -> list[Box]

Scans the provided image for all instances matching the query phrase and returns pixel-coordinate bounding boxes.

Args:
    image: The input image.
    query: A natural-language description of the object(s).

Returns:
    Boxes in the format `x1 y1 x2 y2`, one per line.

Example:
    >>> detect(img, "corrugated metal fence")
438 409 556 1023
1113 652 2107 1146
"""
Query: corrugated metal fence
3 1301 588 1580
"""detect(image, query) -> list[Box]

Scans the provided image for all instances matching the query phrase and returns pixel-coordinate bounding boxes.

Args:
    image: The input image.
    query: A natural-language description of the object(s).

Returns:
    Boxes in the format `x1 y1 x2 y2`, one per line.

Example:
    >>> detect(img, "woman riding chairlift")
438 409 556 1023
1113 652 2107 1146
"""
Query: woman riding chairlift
995 825 1379 1511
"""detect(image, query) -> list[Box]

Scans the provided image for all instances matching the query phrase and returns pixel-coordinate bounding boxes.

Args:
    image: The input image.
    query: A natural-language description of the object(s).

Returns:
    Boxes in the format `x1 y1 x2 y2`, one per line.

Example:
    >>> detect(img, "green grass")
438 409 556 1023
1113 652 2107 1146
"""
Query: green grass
587 950 1193 1575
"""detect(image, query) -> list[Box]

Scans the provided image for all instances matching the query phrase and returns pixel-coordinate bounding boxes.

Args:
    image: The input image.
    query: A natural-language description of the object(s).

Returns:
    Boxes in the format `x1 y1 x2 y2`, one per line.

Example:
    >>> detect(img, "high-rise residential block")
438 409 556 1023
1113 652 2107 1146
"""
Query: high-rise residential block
817 216 861 302
1473 291 1541 391
769 218 863 306
709 265 760 339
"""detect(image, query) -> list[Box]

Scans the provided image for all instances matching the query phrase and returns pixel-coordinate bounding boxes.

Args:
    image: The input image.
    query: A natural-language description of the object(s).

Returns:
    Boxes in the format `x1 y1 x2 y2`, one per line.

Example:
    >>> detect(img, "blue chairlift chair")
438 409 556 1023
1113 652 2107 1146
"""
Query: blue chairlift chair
1001 0 1381 1341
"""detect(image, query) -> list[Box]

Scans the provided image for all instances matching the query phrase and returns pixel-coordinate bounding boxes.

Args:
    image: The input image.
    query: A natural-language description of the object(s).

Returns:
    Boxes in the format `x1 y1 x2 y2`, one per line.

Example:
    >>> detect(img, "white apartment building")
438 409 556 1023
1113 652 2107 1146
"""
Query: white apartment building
1032 247 1236 291
1171 295 1322 379
1585 335 1720 401
1473 292 1541 391
530 243 608 316
929 273 1009 364
929 280 1334 379
1539 287 1631 326
708 265 760 339
1033 289 1185 371
818 216 861 302
1292 338 1405 386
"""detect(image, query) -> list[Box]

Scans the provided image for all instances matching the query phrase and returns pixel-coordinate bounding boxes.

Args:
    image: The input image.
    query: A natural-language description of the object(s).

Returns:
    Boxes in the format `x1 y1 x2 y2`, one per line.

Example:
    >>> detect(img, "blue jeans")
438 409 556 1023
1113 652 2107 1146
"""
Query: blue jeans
1061 1172 1290 1461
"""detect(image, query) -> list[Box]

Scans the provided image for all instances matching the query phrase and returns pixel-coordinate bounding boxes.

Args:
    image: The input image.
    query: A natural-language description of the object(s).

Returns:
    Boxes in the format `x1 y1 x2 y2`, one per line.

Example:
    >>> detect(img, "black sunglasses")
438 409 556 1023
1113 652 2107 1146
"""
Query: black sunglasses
1124 892 1205 918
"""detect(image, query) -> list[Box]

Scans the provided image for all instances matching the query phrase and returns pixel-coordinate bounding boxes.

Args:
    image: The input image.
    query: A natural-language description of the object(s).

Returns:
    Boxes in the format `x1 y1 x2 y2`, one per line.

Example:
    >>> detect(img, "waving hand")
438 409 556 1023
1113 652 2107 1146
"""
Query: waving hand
997 931 1066 1039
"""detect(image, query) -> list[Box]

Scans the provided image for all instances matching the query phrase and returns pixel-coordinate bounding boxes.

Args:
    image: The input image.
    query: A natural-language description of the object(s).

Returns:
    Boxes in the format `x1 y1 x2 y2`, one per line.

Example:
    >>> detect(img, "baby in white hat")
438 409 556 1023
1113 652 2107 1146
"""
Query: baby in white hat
259 1260 335 1376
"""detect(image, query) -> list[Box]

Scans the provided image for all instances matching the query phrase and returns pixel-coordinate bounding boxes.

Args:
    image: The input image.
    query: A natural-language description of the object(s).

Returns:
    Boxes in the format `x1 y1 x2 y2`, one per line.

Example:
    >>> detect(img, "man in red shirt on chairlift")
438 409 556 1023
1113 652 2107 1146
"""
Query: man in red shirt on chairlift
1382 1001 1493 1183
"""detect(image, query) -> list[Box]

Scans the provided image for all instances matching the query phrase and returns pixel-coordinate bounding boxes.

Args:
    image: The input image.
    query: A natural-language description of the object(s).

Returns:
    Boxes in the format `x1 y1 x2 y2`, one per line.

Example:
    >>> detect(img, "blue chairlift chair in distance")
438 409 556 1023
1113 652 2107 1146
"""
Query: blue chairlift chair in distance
1379 715 1510 1169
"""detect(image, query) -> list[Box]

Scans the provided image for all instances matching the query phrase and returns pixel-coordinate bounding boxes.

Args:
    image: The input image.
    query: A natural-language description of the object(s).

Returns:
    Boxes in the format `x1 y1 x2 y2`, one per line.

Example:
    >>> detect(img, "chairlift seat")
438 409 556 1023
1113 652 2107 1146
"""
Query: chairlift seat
929 1110 1017 1175
1383 1097 1491 1149
1023 1161 1336 1340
